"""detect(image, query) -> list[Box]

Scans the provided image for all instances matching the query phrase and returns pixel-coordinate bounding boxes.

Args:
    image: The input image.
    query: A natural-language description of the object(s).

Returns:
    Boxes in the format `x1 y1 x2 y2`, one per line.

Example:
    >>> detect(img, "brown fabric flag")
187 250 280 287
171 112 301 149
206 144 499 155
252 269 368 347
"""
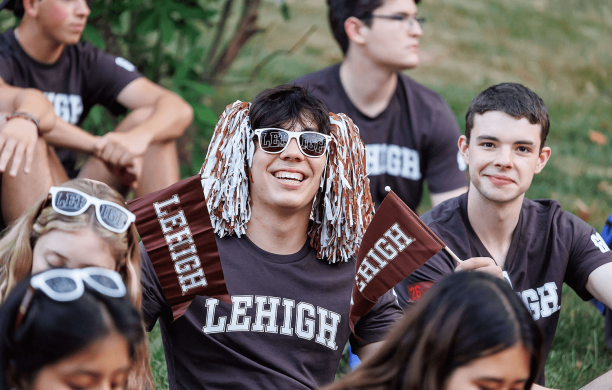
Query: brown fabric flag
128 175 230 321
350 190 446 334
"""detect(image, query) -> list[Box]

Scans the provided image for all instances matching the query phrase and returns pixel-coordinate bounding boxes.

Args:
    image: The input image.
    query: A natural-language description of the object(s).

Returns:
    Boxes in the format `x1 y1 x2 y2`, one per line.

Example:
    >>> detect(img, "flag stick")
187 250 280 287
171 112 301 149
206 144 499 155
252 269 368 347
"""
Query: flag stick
444 246 463 265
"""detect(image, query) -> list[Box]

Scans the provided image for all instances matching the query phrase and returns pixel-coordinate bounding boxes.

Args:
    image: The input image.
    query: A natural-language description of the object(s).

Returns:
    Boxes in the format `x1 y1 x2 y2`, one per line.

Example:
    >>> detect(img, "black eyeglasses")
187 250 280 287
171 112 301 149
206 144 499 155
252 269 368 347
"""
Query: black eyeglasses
362 14 425 29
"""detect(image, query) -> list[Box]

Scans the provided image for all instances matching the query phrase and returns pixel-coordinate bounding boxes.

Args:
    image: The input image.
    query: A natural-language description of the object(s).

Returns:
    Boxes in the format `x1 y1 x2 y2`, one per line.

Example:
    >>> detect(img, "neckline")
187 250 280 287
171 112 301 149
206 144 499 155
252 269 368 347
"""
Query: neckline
7 28 66 68
332 64 403 122
458 193 523 270
238 234 313 264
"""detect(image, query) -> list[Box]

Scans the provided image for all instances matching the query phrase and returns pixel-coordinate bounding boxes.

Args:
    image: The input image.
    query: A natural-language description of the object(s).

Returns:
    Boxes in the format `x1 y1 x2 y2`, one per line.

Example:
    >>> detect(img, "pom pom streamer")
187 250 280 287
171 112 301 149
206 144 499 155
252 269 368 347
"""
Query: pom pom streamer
200 102 375 263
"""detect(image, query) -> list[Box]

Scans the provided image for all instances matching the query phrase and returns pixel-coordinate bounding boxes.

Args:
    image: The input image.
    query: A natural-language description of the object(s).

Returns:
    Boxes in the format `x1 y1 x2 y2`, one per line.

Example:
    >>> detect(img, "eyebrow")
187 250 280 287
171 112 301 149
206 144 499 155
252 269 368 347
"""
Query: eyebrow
474 135 535 145
477 377 528 384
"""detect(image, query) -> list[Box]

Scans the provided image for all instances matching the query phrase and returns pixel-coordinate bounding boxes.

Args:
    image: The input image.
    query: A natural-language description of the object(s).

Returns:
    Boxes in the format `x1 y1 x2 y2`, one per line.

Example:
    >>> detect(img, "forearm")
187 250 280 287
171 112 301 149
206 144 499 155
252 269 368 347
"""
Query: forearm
586 263 612 308
9 87 55 132
43 118 98 154
127 92 193 143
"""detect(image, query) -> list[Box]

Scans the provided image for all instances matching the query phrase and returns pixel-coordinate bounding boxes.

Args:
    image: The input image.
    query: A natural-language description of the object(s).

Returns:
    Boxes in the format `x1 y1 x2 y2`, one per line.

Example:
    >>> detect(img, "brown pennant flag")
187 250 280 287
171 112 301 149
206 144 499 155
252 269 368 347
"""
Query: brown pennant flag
350 190 447 336
128 175 230 321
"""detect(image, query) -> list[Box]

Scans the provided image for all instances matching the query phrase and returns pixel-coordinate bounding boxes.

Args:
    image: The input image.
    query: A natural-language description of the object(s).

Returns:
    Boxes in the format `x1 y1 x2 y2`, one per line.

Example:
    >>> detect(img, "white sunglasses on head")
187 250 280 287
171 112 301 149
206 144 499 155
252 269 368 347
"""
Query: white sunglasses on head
47 187 136 234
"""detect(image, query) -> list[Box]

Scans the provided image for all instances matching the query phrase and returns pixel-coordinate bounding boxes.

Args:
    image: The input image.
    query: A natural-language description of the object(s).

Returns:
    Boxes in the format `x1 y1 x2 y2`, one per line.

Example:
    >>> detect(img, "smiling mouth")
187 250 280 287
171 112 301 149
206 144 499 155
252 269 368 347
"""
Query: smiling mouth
273 171 305 183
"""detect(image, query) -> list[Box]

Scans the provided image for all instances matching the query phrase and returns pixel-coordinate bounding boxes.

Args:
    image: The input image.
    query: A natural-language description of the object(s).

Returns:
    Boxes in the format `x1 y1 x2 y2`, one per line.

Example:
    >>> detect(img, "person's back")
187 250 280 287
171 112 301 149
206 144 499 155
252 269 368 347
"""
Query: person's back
294 0 467 210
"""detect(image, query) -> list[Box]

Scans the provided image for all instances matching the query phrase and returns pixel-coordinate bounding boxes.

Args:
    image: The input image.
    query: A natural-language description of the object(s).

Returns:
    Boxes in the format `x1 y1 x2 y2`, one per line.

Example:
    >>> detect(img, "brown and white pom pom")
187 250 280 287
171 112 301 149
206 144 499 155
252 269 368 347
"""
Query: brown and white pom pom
309 113 375 263
200 101 253 237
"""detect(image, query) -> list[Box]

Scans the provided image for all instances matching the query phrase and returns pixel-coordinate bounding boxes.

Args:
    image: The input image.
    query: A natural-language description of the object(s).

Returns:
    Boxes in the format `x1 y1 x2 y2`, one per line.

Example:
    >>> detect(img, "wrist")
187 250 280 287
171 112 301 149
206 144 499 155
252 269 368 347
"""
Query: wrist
6 112 45 136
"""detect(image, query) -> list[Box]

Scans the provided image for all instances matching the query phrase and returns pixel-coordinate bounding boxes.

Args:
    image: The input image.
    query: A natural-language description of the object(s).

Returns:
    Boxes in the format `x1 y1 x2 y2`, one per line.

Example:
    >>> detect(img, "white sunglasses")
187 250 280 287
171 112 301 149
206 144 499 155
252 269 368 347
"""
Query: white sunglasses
48 187 136 234
251 128 332 158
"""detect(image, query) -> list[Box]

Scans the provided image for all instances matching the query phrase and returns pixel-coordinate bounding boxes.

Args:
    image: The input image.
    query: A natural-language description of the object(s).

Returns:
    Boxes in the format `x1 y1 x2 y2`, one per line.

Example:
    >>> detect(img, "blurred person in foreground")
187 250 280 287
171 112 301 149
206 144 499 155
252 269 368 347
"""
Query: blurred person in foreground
140 85 402 389
0 0 193 225
394 83 612 389
0 267 145 390
295 0 468 210
323 272 544 390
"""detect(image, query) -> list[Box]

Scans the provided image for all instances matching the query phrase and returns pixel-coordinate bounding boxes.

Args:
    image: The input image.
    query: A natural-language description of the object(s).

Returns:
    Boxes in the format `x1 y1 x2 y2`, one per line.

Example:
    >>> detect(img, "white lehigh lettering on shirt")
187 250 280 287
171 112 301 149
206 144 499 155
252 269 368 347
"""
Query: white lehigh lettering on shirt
44 92 84 125
203 296 341 351
153 195 208 294
366 144 422 180
519 282 560 321
355 223 415 292
591 232 610 253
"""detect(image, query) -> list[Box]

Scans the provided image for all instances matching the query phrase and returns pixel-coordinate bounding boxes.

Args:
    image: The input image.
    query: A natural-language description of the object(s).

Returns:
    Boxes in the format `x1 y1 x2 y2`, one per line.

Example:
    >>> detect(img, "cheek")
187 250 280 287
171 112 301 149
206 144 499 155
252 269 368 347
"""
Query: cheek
46 3 71 27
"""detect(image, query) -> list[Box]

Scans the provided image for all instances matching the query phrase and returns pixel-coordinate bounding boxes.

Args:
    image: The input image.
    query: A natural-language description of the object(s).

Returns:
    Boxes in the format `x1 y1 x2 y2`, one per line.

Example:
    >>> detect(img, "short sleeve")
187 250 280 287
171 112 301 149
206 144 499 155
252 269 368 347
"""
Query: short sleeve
423 102 467 194
0 53 13 84
349 289 402 349
79 43 142 115
564 213 612 300
393 249 454 308
140 242 172 331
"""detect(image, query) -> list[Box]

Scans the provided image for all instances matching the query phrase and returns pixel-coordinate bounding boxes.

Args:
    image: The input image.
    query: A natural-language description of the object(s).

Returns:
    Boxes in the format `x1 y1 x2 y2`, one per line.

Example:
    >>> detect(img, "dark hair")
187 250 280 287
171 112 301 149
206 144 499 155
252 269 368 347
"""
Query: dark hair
465 83 550 150
327 0 421 54
0 274 145 390
250 84 331 135
323 272 544 390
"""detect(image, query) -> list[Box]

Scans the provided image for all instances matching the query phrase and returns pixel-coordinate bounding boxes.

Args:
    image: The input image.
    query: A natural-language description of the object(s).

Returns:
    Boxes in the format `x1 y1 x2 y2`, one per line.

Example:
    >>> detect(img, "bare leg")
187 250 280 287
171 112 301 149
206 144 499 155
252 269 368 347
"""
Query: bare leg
1 137 67 224
78 107 181 196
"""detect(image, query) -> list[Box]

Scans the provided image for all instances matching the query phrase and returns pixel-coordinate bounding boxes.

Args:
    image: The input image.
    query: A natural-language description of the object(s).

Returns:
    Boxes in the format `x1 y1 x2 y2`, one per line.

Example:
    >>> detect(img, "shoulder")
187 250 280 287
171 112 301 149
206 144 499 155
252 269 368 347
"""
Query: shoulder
292 64 340 90
399 74 451 111
421 194 463 225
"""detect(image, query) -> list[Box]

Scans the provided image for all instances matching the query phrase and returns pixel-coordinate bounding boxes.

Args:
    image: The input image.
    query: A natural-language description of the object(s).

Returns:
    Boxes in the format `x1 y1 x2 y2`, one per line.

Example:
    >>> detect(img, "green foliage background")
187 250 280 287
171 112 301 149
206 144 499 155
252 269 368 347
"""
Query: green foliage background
1 0 612 388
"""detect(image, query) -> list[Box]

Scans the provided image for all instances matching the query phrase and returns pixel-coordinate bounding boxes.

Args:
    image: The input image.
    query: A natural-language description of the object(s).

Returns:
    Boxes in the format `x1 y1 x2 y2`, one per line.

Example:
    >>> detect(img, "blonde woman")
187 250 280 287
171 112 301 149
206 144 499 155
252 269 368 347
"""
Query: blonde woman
0 178 150 389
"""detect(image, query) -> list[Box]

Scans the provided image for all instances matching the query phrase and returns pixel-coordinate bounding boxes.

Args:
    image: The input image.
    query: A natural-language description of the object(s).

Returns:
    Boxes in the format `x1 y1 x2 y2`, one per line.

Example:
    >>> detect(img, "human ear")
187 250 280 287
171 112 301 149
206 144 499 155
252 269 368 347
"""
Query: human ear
344 16 367 47
458 135 470 166
534 146 551 174
22 0 39 18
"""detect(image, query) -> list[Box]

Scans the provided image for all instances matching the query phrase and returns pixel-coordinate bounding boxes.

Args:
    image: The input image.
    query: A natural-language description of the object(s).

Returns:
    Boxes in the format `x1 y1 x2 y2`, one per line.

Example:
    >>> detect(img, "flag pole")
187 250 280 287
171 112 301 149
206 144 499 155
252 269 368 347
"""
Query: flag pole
444 246 463 265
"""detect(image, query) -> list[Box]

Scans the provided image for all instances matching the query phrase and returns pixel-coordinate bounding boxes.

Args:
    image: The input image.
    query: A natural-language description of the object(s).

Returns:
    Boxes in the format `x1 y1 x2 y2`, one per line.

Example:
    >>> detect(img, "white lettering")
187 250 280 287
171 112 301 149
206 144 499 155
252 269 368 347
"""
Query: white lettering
315 307 341 350
251 296 281 333
153 195 180 218
227 296 253 332
178 268 207 293
537 282 560 318
203 298 226 333
591 232 610 253
384 223 413 251
280 299 295 336
374 237 398 260
159 210 187 234
295 302 315 340
521 289 541 321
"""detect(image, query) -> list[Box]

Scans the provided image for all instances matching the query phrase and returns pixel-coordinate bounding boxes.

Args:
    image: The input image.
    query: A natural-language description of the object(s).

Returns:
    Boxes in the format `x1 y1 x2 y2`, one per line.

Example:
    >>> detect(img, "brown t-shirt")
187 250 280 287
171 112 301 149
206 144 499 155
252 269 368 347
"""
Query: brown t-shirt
294 64 467 209
141 234 402 390
393 193 612 385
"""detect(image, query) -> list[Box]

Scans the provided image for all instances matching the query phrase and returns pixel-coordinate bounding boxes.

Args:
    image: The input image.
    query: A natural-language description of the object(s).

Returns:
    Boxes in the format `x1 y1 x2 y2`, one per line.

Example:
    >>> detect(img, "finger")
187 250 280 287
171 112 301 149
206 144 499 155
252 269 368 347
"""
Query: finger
100 142 118 161
118 151 134 167
24 141 34 174
455 257 494 272
474 266 505 280
108 147 127 165
0 139 17 172
93 137 107 155
9 143 26 177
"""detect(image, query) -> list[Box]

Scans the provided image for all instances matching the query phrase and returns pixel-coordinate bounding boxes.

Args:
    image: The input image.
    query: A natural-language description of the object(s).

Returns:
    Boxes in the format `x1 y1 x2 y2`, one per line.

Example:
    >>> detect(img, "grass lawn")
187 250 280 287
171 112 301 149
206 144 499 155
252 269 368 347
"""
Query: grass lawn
149 0 612 388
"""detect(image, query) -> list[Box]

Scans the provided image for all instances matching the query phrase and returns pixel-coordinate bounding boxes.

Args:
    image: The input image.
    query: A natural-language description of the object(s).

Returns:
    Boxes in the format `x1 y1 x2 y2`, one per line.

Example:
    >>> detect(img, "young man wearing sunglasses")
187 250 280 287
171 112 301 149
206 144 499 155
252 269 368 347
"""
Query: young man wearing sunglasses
294 0 467 210
139 85 402 390
393 83 612 389
0 0 193 224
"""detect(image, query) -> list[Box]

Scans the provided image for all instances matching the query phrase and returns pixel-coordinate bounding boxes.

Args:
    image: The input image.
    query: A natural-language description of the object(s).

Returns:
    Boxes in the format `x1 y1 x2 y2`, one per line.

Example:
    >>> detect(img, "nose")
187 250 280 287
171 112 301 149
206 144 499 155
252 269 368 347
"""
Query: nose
280 139 305 162
494 145 514 169
76 0 91 17
409 20 423 37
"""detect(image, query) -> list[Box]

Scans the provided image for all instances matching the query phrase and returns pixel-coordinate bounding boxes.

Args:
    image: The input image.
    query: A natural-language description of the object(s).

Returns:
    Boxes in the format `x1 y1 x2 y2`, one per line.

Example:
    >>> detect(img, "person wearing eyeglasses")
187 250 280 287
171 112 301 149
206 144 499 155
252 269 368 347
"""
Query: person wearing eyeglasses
0 267 145 390
294 0 468 210
139 84 402 389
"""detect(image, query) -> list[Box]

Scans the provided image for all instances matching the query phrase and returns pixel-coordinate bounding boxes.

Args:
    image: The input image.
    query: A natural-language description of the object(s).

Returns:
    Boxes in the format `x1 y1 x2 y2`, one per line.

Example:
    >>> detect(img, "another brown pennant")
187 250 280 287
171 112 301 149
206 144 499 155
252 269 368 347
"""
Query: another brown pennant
128 175 230 321
350 190 446 335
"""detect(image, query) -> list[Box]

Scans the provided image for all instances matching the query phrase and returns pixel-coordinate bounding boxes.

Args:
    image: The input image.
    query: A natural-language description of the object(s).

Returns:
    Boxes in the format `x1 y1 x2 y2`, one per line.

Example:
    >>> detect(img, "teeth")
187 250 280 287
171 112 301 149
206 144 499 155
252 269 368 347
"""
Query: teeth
274 171 304 182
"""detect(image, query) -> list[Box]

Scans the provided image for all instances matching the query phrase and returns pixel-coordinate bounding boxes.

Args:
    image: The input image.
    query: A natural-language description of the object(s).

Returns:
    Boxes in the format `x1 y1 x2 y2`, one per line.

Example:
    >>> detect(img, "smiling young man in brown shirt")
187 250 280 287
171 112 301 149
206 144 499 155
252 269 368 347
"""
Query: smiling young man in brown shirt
394 83 612 388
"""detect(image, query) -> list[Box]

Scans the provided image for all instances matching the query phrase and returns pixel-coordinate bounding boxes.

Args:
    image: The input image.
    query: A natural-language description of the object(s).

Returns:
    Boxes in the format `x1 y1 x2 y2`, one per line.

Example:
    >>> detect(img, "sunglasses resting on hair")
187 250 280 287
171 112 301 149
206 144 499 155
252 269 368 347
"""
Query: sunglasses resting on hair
14 267 126 329
47 187 136 234
251 128 332 158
